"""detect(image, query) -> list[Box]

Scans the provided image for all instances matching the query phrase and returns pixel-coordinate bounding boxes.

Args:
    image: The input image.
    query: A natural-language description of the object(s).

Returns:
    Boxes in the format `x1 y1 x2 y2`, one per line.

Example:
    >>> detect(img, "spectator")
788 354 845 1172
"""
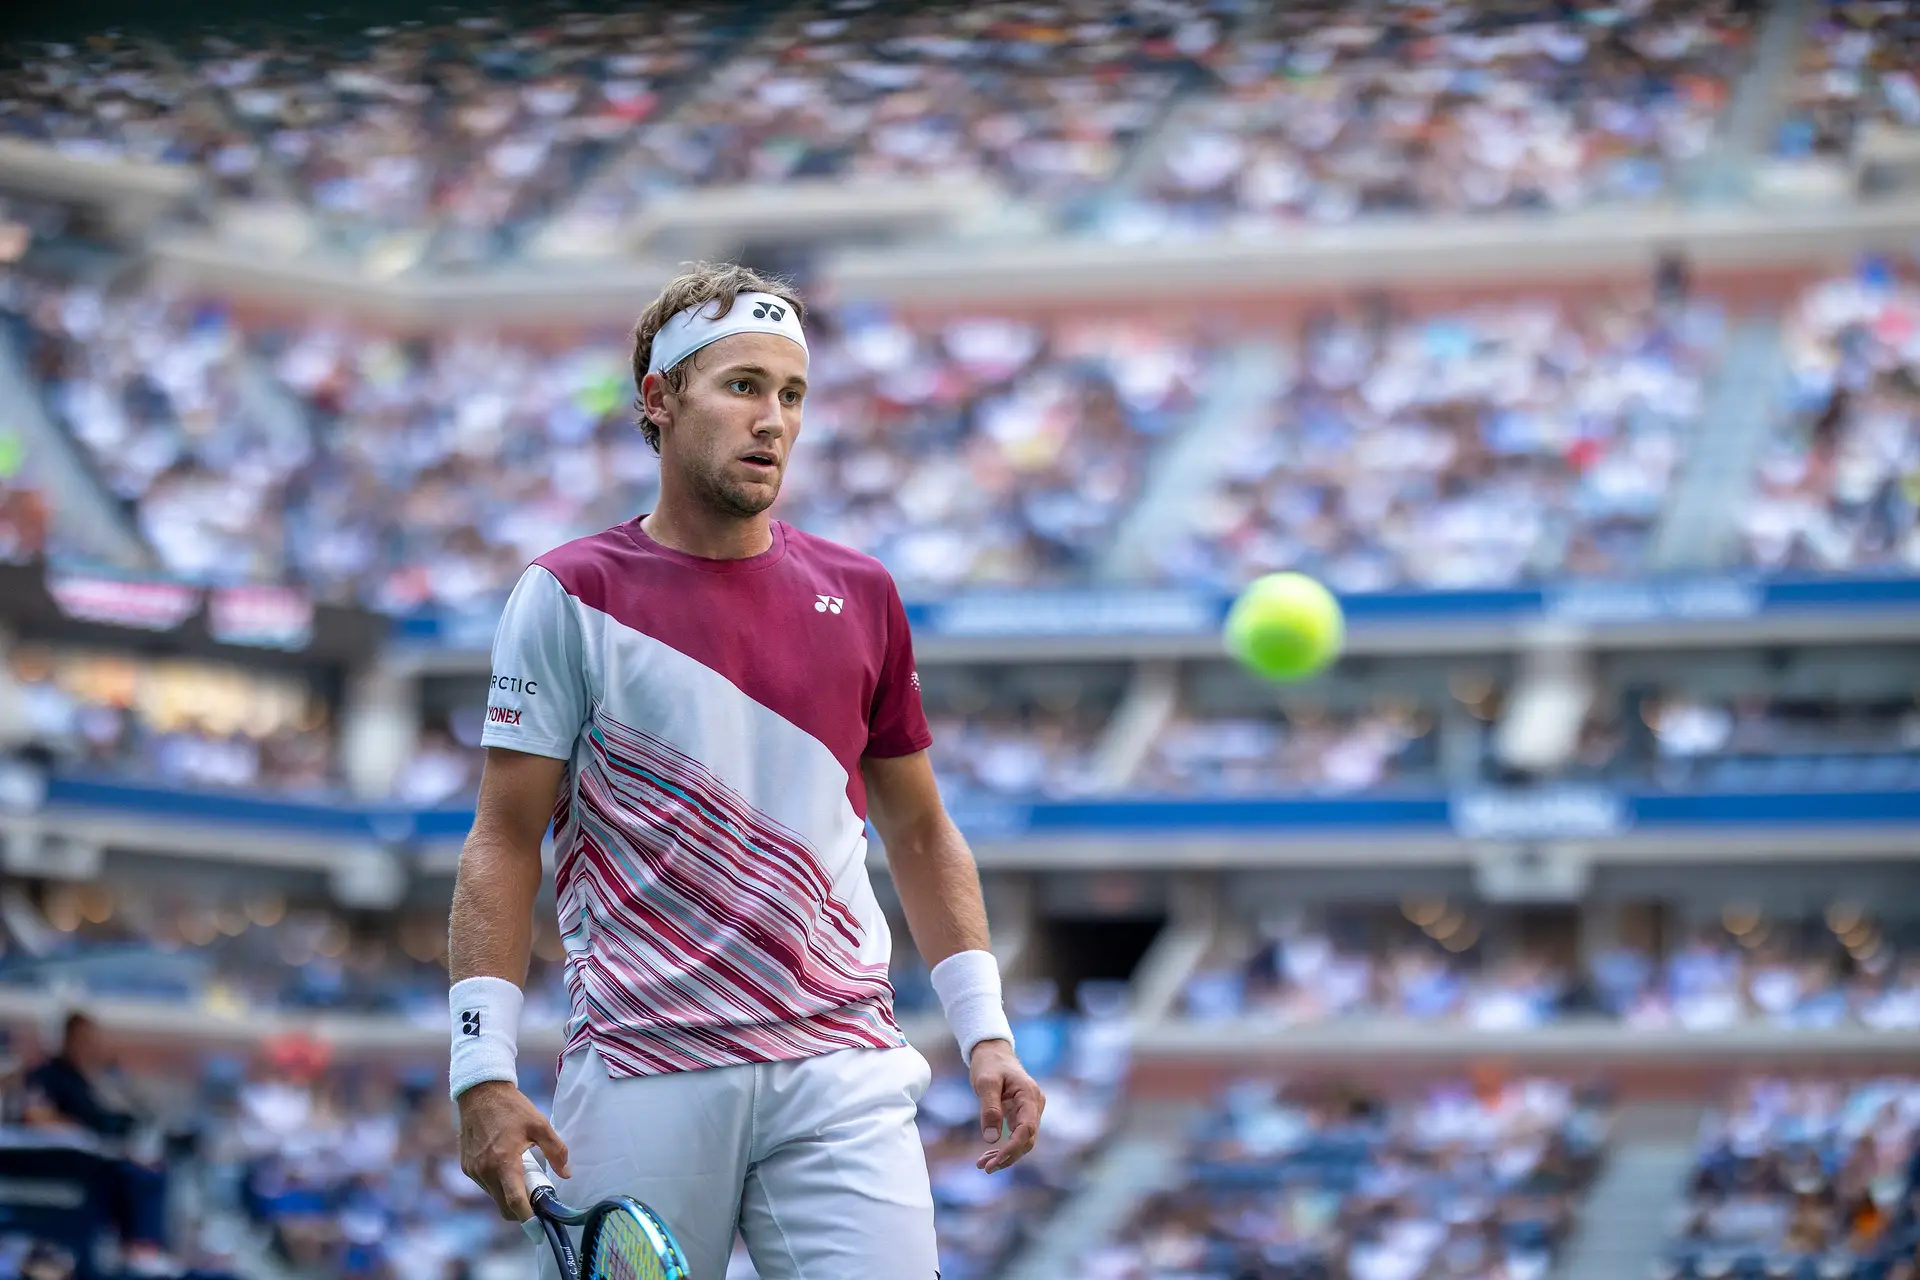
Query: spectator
24 1012 138 1139
23 1013 175 1275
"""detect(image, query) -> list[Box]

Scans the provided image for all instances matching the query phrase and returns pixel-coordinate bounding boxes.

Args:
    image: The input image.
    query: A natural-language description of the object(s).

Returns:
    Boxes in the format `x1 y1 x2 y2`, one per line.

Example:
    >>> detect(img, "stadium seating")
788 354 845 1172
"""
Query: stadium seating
1 0 1789 255
1774 1 1920 162
1741 269 1920 575
1107 0 1755 240
569 0 1224 225
1152 288 1727 592
1076 1075 1609 1280
1659 1079 1920 1280
1136 700 1439 795
1179 910 1920 1031
4 262 1753 604
0 33 250 176
6 642 339 797
6 275 311 589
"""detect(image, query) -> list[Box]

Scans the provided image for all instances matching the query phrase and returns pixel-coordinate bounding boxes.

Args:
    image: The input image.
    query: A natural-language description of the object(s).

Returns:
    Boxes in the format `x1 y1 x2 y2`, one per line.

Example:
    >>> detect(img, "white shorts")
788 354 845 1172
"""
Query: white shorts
536 1044 939 1280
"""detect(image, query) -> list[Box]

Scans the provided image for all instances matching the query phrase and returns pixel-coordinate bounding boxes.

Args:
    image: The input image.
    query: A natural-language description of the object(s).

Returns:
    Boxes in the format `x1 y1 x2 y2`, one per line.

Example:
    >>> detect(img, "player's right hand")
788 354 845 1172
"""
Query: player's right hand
457 1080 571 1222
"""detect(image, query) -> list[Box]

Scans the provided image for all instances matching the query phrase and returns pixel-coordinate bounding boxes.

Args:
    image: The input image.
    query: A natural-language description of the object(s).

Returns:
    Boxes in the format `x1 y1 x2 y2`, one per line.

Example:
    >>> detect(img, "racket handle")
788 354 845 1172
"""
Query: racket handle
522 1147 556 1198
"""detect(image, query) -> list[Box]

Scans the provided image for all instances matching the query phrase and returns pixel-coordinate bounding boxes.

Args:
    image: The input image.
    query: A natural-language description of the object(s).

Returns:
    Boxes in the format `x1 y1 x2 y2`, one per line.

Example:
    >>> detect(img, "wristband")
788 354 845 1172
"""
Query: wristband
929 950 1014 1067
449 976 523 1100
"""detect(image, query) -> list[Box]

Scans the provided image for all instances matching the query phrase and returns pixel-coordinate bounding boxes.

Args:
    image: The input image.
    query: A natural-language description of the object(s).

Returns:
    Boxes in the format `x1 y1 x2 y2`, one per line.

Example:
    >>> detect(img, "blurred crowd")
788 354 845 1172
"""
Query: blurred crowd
779 307 1206 591
14 627 1920 802
1638 689 1920 791
0 33 248 177
1743 265 1920 575
0 885 571 1031
1181 909 1920 1033
1774 0 1920 161
1137 700 1438 794
14 256 1920 606
1109 0 1753 240
183 7 728 262
0 969 1131 1280
2 272 313 589
559 0 1229 244
2 0 1802 256
1156 284 1722 592
3 1012 545 1280
1077 1074 1609 1280
5 644 339 797
1663 1080 1920 1280
928 706 1107 799
3 261 1210 611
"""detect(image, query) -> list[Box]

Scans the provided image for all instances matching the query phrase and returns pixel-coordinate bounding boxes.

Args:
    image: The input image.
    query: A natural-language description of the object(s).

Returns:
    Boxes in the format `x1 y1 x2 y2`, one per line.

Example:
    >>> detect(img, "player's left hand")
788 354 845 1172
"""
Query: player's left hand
968 1038 1044 1173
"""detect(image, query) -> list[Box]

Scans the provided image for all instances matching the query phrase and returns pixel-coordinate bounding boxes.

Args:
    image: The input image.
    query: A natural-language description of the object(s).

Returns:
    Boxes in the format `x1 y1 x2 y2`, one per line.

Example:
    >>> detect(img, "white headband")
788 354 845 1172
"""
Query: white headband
646 291 808 376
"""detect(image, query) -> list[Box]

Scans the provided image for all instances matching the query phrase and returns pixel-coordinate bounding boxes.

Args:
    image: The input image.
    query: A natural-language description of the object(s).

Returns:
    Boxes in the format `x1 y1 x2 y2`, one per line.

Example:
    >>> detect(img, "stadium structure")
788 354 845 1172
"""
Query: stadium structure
0 1 1918 1278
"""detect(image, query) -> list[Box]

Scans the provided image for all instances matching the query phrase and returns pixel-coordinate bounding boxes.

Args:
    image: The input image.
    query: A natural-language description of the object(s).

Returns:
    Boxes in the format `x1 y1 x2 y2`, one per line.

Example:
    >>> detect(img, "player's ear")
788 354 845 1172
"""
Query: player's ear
639 370 674 432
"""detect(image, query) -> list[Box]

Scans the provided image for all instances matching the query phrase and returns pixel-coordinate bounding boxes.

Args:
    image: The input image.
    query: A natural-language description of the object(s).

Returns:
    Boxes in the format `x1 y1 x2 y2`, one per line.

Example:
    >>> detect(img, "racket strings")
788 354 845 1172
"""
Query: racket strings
589 1207 684 1280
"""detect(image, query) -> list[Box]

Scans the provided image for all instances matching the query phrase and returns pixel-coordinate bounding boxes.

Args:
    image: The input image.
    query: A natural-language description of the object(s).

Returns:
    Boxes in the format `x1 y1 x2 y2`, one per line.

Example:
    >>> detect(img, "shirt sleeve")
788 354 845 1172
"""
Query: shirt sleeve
866 573 933 758
480 565 589 760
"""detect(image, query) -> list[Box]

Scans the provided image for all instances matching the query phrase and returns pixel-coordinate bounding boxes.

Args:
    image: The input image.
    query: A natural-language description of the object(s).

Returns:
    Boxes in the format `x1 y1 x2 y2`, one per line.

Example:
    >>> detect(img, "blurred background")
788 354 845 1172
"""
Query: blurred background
0 0 1917 1277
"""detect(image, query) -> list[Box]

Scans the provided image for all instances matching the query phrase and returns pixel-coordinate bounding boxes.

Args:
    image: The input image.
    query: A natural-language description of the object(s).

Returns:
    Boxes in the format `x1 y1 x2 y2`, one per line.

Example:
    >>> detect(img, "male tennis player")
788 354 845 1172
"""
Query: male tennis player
447 262 1045 1279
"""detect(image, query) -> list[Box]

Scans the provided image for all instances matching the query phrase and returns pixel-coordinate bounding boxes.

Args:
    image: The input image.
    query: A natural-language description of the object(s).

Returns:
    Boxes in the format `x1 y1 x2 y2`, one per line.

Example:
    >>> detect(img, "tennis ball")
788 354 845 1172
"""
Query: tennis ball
1224 572 1344 682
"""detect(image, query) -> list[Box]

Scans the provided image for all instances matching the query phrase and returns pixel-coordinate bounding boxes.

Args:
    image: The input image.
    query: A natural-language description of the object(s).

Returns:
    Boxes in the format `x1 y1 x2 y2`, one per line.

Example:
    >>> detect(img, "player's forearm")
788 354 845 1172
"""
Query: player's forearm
447 828 543 986
883 809 992 965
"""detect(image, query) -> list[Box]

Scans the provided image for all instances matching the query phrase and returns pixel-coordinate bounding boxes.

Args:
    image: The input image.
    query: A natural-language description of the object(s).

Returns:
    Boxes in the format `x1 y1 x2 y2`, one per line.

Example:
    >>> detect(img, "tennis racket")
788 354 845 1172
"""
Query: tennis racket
520 1149 692 1280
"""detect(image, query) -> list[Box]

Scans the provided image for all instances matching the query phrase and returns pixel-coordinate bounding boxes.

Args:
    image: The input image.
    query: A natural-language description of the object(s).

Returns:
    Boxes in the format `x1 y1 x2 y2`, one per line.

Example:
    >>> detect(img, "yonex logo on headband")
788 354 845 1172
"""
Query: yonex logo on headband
647 291 808 377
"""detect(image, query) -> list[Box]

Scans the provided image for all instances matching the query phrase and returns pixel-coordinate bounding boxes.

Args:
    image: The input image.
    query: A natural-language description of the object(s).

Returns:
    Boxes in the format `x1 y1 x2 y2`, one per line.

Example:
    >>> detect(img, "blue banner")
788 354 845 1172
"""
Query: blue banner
394 574 1920 648
36 776 1920 846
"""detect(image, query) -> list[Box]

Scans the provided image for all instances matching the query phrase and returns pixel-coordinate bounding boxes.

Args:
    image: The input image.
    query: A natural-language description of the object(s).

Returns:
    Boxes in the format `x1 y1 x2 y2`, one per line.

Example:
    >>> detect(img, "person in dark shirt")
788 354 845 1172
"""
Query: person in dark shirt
24 1013 136 1139
23 1013 174 1274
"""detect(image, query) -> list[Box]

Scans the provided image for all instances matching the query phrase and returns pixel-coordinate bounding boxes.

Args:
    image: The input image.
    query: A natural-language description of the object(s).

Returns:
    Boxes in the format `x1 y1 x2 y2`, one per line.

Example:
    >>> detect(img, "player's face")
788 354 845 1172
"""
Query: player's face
664 331 807 519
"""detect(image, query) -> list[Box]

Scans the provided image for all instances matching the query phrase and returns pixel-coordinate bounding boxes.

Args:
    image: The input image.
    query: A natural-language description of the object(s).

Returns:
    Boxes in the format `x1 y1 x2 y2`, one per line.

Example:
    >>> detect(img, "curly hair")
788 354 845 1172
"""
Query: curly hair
630 262 807 453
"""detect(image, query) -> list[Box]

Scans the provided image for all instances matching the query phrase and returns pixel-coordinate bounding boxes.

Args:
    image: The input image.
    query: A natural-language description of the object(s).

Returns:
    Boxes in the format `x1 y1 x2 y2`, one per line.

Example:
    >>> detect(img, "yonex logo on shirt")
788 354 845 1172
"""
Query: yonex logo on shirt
814 595 844 614
487 706 523 726
460 1011 482 1036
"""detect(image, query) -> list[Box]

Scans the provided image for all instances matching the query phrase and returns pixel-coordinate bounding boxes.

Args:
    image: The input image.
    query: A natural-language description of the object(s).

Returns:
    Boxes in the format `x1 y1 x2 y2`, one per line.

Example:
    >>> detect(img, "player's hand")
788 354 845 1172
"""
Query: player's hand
457 1080 571 1221
968 1038 1044 1173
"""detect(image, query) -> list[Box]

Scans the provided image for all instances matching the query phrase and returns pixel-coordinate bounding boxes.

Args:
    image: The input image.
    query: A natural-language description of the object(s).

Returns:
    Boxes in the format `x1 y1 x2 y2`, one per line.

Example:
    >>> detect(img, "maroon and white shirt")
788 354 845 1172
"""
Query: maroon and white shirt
481 518 932 1077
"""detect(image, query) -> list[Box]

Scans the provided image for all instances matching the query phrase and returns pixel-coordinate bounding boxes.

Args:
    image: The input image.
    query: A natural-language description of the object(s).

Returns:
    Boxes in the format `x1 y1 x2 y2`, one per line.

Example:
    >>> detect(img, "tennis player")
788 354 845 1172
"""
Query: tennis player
447 262 1045 1279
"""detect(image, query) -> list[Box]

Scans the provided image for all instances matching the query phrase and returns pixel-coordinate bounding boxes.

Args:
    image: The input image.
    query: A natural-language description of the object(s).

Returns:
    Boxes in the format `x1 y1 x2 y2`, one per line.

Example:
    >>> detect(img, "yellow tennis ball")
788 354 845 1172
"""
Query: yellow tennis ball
1224 572 1344 682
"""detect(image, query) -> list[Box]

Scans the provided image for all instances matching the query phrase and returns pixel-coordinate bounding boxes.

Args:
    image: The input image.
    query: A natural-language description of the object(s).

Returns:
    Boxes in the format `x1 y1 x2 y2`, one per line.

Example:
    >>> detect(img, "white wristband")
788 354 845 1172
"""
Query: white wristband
449 976 523 1100
929 950 1014 1067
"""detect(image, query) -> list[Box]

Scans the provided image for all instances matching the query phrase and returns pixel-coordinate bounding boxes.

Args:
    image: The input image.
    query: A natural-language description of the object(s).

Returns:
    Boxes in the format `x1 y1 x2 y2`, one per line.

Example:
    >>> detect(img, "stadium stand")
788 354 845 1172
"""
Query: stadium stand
1741 268 1920 575
1135 700 1439 795
2 271 312 589
1075 1074 1611 1280
1179 907 1920 1031
6 643 340 797
1152 286 1727 592
1774 2 1920 162
182 5 732 262
568 0 1226 222
0 34 245 176
1107 0 1757 239
1661 1079 1920 1280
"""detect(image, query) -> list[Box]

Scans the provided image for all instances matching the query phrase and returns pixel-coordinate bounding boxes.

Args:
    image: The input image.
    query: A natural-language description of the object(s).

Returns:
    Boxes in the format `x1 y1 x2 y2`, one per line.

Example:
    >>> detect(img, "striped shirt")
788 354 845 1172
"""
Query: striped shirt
480 518 931 1076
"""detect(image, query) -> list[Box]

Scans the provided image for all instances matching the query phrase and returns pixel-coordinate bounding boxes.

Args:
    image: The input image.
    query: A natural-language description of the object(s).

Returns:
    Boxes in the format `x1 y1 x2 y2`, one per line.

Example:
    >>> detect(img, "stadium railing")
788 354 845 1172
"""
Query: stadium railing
386 573 1920 668
9 771 1918 875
